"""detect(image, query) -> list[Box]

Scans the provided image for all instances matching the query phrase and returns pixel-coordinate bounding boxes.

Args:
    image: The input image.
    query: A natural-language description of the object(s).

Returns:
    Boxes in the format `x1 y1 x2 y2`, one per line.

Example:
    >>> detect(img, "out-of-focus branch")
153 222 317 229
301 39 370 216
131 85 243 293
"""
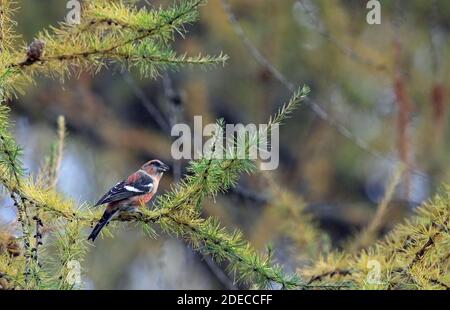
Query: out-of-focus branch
162 74 184 182
219 0 428 184
294 0 389 72
349 165 405 252
122 71 171 133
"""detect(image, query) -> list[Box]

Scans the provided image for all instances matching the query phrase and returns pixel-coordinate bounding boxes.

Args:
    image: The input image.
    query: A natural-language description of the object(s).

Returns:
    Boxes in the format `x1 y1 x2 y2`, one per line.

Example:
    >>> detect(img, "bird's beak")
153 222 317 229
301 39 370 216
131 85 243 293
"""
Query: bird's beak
159 163 170 172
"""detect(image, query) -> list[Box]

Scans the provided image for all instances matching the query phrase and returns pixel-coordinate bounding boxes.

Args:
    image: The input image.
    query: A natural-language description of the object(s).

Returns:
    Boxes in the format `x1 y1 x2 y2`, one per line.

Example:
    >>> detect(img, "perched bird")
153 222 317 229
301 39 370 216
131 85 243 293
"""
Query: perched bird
87 159 169 242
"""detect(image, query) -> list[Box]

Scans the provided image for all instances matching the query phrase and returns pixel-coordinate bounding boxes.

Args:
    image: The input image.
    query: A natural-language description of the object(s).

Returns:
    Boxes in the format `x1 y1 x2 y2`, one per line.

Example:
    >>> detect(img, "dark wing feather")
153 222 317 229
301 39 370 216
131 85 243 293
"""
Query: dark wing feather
94 172 154 206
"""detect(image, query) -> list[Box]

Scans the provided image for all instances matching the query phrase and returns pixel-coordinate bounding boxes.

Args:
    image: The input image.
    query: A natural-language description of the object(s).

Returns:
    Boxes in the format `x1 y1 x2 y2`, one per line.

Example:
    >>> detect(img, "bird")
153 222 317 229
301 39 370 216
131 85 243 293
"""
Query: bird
87 159 170 242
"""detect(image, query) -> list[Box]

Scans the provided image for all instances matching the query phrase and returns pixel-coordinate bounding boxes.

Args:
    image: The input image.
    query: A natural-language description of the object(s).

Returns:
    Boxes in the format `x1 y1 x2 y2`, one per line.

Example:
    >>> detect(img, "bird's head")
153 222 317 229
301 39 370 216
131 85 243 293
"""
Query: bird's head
141 159 170 176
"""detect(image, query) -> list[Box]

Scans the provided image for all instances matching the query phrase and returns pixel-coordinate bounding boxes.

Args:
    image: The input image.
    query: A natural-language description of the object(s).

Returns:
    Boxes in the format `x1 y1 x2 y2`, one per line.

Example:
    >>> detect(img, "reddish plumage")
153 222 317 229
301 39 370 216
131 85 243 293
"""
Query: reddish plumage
88 159 169 242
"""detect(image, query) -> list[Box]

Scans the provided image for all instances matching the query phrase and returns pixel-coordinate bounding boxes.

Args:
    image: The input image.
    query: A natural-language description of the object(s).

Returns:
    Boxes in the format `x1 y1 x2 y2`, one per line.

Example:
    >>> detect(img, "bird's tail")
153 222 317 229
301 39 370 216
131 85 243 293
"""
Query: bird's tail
87 208 118 242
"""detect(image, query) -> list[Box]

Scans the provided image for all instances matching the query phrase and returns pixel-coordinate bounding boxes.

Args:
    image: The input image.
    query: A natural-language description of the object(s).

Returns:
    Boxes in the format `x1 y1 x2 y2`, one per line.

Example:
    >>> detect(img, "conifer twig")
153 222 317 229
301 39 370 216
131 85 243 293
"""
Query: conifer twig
2 0 224 96
307 269 352 285
0 114 37 284
301 188 450 289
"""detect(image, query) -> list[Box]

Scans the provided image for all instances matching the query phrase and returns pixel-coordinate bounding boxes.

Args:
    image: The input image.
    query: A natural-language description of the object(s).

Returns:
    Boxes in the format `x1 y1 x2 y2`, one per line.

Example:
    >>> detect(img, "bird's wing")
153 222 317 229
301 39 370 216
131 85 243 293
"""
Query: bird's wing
94 171 154 206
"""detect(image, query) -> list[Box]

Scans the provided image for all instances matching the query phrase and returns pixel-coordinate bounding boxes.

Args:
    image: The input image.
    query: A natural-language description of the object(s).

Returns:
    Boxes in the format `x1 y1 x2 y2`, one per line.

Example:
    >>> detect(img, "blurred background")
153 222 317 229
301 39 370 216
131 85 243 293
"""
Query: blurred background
1 0 449 289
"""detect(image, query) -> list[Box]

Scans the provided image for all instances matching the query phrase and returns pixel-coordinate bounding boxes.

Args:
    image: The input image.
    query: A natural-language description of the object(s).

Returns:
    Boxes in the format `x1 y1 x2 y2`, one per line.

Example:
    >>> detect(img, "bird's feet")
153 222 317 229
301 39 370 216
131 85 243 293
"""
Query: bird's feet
118 207 144 221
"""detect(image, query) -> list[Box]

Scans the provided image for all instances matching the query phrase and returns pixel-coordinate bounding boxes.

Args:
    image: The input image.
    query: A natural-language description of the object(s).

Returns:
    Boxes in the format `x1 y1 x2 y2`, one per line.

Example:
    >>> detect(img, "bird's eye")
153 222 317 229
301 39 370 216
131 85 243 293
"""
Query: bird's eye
152 161 161 168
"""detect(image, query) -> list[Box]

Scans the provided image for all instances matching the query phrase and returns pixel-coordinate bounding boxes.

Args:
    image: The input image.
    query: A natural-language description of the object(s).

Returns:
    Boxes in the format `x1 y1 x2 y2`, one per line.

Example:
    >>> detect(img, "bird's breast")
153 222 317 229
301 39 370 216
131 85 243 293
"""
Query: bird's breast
129 192 154 206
